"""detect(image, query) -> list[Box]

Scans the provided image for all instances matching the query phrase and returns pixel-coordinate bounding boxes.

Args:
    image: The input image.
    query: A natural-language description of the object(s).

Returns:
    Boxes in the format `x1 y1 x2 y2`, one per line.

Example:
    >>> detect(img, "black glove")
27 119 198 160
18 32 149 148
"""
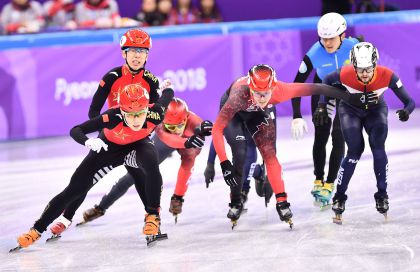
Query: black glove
204 162 215 188
184 135 204 148
220 160 239 186
366 92 379 105
198 120 213 136
396 109 409 122
348 92 379 108
312 104 329 126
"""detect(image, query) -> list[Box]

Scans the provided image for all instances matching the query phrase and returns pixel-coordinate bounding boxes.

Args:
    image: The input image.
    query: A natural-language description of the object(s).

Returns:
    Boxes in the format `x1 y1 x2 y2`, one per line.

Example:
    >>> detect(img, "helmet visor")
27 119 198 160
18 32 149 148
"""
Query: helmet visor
355 66 375 74
164 121 186 133
121 108 148 118
124 47 149 54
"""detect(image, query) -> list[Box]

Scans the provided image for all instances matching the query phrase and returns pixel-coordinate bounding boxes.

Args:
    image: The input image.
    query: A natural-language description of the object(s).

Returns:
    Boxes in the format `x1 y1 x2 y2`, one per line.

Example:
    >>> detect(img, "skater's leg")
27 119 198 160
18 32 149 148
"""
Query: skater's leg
326 103 345 183
312 94 330 181
174 148 200 197
132 139 162 215
224 116 248 205
98 173 135 210
364 105 389 199
334 103 364 202
242 134 257 194
169 149 200 216
33 150 123 233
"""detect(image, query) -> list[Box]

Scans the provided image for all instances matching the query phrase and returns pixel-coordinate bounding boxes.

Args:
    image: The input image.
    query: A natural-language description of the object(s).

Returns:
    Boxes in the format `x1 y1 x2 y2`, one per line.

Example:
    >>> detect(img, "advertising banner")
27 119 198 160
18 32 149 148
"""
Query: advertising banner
1 23 420 140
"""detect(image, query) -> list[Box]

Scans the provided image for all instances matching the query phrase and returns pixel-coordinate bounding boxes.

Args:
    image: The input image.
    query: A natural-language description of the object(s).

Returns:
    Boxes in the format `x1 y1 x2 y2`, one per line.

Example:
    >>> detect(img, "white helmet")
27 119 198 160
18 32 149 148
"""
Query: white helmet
350 42 379 68
317 12 347 38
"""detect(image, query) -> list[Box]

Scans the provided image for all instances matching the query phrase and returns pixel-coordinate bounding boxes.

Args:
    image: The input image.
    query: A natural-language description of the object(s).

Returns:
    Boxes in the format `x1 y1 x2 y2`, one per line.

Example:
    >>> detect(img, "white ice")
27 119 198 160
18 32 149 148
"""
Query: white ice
1 111 420 272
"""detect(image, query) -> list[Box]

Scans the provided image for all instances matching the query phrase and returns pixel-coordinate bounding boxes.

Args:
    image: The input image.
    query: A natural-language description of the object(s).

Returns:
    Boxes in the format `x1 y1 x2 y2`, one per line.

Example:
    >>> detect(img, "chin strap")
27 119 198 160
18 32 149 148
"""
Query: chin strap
124 52 145 74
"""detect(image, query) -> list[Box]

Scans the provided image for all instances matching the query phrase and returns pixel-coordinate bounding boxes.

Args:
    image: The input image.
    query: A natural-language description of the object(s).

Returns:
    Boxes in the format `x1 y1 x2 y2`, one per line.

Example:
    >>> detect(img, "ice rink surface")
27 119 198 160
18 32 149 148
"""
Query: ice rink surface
1 111 420 272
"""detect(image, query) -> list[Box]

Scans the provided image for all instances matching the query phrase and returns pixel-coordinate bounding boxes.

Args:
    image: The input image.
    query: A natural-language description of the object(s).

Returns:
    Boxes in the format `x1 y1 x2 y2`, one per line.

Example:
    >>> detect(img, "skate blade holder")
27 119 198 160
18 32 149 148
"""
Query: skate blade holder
76 221 87 227
286 219 293 229
146 233 168 246
46 234 61 243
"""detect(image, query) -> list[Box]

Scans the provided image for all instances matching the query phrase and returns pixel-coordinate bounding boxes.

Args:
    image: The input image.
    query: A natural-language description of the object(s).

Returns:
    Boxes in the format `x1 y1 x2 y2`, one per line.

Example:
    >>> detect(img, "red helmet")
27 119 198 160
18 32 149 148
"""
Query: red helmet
119 84 149 112
247 64 277 92
120 29 152 50
164 98 189 125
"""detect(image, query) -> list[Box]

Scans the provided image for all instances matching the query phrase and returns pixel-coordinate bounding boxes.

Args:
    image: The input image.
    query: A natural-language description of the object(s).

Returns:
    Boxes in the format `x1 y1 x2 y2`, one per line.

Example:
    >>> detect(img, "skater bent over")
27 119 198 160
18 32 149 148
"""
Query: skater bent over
317 42 415 224
12 83 173 251
204 95 276 214
81 98 212 224
212 64 371 229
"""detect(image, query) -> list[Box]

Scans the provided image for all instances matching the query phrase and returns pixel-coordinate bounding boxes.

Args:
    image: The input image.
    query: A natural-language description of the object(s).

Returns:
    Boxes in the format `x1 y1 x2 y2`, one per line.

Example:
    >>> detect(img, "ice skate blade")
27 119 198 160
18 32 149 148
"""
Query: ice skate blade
231 220 238 230
76 221 87 227
46 234 61 243
286 219 293 229
9 246 23 253
146 233 168 246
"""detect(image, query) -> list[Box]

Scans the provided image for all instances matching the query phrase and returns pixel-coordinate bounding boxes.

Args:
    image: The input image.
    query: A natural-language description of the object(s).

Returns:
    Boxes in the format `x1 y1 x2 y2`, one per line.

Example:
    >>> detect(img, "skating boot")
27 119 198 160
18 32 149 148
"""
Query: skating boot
169 195 184 223
254 164 266 198
276 201 293 229
311 179 324 204
47 215 72 242
10 228 41 252
143 214 167 246
77 205 105 226
332 198 346 224
374 194 389 220
227 202 244 230
254 164 273 207
317 182 335 210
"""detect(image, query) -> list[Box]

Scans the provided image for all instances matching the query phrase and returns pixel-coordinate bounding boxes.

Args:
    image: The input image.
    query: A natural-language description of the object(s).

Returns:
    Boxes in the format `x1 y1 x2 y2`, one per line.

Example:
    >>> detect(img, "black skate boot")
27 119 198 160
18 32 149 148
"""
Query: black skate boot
332 197 346 225
276 201 293 229
77 205 105 226
374 193 389 220
254 164 266 198
254 164 273 207
169 195 184 224
227 202 244 230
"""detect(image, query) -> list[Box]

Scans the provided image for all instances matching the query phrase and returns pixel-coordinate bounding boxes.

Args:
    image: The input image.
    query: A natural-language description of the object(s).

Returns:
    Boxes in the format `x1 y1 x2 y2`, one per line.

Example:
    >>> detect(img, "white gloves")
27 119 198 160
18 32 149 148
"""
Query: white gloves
85 138 108 153
291 118 308 140
326 99 336 119
158 79 174 95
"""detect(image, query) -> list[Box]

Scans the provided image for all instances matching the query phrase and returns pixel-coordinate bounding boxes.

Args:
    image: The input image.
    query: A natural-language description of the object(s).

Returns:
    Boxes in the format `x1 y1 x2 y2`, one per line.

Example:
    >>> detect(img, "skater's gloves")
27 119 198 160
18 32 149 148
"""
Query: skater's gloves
220 160 238 186
326 99 336 119
198 120 213 137
313 104 329 127
396 109 409 122
204 162 215 188
347 92 379 108
291 118 308 140
184 135 205 149
158 79 174 95
85 138 108 153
